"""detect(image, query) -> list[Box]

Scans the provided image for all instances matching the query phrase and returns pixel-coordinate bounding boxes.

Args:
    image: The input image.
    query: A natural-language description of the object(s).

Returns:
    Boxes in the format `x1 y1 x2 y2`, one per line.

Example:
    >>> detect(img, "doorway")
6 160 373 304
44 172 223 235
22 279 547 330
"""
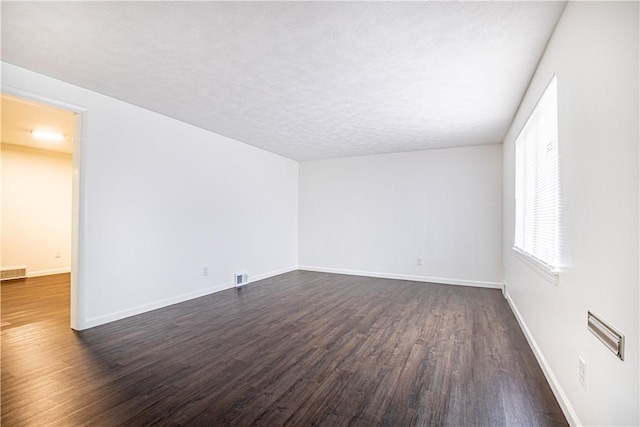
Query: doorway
0 91 83 330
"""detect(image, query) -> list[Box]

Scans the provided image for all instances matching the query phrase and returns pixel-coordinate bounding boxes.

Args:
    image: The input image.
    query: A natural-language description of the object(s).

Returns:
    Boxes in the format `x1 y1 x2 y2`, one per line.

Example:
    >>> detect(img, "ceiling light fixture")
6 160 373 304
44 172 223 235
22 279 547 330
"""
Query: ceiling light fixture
30 129 65 141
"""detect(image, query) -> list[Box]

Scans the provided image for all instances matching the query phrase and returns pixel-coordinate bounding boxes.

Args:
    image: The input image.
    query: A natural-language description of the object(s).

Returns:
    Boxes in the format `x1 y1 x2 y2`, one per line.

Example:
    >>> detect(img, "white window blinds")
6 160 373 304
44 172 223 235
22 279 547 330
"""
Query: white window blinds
514 76 559 272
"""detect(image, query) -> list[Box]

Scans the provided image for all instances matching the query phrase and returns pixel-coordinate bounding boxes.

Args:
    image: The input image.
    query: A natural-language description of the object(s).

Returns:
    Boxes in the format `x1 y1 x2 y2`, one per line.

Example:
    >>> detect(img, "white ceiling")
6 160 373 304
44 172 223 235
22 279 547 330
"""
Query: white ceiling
1 2 566 161
1 95 74 154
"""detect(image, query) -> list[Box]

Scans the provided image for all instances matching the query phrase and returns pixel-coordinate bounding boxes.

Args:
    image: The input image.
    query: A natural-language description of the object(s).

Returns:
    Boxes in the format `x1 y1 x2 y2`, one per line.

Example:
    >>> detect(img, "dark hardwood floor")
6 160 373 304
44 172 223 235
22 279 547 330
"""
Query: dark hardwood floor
1 271 567 426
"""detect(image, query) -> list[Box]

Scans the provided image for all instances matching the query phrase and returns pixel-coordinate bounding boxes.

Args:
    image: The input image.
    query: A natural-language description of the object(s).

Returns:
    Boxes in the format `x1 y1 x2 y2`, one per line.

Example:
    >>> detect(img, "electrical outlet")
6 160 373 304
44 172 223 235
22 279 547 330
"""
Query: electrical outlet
55 251 61 259
416 258 423 266
203 266 209 276
578 357 586 389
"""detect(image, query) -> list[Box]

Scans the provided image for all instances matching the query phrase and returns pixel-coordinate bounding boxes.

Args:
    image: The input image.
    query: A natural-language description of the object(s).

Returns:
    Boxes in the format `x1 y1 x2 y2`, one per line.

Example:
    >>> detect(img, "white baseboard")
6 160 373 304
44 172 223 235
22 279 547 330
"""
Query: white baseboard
28 267 71 278
298 265 502 289
249 265 298 284
504 285 581 427
83 265 299 330
84 281 234 329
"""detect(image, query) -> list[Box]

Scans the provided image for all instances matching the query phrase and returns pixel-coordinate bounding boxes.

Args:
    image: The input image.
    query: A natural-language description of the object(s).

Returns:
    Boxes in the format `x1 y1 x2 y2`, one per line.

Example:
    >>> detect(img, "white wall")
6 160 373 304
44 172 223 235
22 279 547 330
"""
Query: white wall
502 2 639 426
1 144 72 276
299 145 502 287
2 62 299 329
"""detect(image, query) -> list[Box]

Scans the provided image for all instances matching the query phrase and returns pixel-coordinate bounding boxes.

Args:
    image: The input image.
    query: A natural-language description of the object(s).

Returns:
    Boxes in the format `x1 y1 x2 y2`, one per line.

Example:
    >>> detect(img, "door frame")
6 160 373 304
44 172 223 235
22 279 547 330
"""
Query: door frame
2 85 87 330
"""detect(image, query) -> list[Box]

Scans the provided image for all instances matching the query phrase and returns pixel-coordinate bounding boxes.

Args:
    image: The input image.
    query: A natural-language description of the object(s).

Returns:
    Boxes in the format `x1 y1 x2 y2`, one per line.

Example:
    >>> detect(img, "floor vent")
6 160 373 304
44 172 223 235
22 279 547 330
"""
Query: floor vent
1 267 27 281
235 272 249 288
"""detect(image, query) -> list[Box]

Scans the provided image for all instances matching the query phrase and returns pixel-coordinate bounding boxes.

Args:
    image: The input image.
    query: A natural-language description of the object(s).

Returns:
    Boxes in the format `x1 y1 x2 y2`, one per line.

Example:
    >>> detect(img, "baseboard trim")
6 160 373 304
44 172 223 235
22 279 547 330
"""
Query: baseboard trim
249 265 298 284
504 285 581 427
298 265 501 289
84 265 298 330
28 267 71 278
84 281 234 329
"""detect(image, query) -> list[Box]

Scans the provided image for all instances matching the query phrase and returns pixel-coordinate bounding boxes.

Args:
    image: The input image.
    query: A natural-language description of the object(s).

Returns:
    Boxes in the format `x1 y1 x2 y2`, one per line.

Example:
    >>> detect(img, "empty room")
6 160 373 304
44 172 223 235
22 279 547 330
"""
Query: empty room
1 1 638 426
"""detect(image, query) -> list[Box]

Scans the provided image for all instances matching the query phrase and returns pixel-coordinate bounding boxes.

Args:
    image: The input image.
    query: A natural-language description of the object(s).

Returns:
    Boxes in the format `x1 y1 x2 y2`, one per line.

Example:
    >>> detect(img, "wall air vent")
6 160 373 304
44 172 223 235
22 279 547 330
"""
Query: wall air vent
587 311 624 360
1 266 28 281
235 272 249 288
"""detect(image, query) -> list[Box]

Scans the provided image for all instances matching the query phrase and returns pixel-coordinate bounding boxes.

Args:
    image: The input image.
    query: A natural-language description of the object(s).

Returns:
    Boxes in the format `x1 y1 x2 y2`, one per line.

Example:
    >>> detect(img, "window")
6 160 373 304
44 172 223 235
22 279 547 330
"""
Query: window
514 75 559 274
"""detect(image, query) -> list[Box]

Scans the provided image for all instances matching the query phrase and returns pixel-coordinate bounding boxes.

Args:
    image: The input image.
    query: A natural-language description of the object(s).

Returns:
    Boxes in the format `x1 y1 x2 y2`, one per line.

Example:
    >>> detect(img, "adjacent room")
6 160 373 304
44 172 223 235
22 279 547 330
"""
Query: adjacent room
1 1 638 426
1 95 74 281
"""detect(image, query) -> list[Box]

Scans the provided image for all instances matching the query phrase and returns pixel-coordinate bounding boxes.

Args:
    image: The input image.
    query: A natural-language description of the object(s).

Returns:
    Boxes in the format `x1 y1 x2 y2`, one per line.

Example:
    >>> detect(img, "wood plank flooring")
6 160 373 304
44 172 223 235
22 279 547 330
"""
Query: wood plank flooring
1 271 567 426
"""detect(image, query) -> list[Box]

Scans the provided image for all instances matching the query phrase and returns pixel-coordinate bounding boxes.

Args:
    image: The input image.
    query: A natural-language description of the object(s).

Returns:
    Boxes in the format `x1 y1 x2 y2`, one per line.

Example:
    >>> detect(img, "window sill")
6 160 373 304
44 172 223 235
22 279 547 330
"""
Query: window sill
512 246 559 285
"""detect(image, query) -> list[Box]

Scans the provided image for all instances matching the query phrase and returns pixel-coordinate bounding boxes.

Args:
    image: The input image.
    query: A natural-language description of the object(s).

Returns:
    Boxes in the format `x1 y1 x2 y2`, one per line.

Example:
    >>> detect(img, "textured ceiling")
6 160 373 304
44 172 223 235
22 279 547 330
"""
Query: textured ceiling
1 2 566 161
1 95 74 154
